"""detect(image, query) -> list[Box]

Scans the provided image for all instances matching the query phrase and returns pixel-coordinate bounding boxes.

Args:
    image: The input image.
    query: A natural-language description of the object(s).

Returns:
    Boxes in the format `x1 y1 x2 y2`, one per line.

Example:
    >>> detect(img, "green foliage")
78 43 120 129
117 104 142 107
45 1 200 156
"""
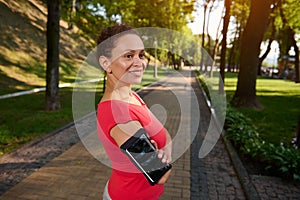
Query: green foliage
60 0 110 41
127 0 195 31
194 70 210 100
281 0 300 32
58 0 196 41
273 0 300 63
230 0 250 27
225 107 300 180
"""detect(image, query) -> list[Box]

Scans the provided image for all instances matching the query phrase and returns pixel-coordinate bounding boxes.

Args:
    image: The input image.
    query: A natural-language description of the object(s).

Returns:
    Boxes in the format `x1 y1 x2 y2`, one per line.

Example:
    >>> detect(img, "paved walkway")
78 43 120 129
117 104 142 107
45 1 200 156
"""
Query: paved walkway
0 69 299 199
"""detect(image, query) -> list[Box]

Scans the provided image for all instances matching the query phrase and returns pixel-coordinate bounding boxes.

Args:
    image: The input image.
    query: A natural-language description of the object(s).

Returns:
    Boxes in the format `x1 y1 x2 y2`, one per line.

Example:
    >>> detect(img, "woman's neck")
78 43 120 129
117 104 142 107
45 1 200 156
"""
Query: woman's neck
102 82 132 101
111 85 133 100
102 84 142 106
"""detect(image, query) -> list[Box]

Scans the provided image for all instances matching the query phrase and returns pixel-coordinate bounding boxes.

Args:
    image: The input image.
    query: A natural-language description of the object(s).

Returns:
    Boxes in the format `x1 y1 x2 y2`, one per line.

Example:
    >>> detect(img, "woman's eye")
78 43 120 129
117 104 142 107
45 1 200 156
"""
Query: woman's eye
125 54 133 59
139 53 145 59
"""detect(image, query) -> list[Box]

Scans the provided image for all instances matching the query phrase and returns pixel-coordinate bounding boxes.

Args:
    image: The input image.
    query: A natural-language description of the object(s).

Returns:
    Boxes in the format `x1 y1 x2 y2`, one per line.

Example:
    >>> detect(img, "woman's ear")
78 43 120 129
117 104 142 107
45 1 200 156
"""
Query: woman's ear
99 56 110 71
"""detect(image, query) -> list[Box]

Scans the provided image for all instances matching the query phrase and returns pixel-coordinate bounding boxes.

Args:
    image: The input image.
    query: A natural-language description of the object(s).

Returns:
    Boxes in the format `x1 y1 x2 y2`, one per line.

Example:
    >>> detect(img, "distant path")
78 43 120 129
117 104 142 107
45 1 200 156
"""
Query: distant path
0 78 102 100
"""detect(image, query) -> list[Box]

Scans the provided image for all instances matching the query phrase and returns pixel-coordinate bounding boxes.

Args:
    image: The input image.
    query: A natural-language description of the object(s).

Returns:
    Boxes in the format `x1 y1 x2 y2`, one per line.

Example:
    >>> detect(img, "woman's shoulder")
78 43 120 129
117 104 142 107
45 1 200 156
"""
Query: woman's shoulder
131 91 146 105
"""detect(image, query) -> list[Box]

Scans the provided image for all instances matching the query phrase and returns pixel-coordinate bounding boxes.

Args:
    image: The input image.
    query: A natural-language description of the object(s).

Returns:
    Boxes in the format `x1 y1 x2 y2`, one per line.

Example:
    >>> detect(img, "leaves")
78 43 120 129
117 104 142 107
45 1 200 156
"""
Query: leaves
59 0 196 42
225 107 300 180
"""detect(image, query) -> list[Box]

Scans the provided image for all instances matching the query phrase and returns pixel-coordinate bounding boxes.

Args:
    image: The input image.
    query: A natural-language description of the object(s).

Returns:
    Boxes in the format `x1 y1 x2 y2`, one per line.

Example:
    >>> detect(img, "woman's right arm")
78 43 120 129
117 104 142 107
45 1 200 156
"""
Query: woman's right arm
110 120 142 147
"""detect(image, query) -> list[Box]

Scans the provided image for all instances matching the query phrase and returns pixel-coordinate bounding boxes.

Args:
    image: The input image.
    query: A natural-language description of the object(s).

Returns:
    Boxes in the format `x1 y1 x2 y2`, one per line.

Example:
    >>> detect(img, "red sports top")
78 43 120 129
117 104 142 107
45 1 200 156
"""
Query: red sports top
97 92 167 200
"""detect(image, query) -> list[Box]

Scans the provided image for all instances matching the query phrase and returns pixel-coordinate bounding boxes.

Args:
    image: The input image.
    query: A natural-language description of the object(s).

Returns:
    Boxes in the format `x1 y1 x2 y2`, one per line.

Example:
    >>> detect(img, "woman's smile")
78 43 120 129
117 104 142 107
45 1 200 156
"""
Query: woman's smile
128 69 144 77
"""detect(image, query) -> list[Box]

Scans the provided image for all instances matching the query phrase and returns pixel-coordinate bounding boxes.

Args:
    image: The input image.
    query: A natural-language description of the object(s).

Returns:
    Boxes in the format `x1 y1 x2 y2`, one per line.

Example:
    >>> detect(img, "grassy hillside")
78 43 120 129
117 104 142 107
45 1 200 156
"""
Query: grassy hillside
0 0 94 94
0 1 169 154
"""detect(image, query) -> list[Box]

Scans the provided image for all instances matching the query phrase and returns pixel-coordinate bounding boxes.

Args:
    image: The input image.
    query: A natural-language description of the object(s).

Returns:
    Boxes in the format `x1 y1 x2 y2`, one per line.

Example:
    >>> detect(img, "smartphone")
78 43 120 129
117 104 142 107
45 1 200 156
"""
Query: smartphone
120 128 172 185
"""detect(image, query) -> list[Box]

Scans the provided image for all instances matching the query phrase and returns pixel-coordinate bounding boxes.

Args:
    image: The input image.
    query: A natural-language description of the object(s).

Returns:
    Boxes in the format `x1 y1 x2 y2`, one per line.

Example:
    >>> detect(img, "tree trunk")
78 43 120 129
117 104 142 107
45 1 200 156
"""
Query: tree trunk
45 0 61 111
291 32 300 83
154 38 158 78
296 116 300 147
206 1 215 56
210 7 223 77
231 0 272 109
258 39 273 76
278 1 299 83
200 5 207 72
219 0 232 94
228 27 239 72
258 10 276 75
68 0 76 30
210 38 220 77
228 43 234 72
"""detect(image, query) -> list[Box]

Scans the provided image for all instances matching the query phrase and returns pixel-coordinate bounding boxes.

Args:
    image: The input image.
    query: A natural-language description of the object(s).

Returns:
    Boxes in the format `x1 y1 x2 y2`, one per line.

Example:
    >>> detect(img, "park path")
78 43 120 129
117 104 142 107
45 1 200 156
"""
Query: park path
0 69 298 199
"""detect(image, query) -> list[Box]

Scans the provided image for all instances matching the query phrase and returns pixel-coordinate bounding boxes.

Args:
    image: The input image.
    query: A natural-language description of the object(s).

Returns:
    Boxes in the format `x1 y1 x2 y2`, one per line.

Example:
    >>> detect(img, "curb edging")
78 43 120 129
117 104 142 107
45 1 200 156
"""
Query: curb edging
194 71 260 200
222 134 261 200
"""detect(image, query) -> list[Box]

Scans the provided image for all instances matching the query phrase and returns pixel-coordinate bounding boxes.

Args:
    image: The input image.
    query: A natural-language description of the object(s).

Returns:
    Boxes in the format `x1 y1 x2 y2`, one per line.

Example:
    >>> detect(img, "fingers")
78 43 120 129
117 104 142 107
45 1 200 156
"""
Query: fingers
158 149 172 164
151 140 172 164
150 140 158 149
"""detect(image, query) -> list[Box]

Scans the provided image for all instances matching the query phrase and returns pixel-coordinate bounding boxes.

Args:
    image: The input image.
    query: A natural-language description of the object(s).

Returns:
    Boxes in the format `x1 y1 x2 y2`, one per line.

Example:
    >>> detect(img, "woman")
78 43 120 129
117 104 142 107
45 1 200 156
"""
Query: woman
96 24 172 200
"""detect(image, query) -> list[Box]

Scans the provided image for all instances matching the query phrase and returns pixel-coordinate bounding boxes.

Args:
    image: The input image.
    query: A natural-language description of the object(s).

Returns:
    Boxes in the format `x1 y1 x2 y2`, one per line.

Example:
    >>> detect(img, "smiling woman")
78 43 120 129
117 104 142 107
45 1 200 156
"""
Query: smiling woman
95 24 172 200
99 34 146 86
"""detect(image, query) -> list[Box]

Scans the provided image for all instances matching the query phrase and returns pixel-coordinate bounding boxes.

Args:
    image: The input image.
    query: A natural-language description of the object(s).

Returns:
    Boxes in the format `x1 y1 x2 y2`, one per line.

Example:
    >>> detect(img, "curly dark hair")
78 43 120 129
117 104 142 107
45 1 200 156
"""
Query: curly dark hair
96 23 138 59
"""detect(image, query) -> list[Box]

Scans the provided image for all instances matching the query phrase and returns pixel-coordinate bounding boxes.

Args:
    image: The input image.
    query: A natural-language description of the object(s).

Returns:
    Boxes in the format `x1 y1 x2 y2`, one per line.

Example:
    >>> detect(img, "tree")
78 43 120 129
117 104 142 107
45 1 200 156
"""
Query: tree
205 0 220 56
135 0 195 70
209 8 223 77
257 16 276 76
278 0 300 83
257 2 279 76
45 0 61 111
99 0 194 32
198 0 220 72
227 0 250 72
231 0 273 109
219 0 232 93
201 0 208 52
60 0 77 30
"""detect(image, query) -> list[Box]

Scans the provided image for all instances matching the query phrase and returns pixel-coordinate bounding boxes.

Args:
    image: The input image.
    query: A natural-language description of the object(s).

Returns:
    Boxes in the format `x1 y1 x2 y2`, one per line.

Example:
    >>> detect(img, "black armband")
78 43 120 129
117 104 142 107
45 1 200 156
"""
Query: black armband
120 128 172 185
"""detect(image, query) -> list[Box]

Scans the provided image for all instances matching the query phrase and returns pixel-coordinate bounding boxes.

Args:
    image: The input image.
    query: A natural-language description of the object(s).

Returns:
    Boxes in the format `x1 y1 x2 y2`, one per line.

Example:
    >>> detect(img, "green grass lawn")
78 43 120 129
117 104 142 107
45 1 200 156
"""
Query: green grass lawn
0 66 167 155
224 72 300 145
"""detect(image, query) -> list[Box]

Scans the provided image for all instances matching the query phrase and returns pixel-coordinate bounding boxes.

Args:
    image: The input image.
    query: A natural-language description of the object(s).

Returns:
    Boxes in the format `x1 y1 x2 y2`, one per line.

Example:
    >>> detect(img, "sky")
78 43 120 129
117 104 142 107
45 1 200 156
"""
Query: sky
188 2 224 39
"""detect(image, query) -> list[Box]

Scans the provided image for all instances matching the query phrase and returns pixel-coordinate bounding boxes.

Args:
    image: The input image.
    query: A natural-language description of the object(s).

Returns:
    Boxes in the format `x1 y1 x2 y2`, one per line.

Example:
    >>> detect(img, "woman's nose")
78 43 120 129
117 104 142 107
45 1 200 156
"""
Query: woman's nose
132 56 143 65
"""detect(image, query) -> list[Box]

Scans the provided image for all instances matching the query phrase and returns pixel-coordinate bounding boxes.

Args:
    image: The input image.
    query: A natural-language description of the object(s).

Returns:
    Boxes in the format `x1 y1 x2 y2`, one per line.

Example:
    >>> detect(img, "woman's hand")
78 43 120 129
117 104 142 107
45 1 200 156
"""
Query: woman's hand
150 132 172 185
150 139 172 164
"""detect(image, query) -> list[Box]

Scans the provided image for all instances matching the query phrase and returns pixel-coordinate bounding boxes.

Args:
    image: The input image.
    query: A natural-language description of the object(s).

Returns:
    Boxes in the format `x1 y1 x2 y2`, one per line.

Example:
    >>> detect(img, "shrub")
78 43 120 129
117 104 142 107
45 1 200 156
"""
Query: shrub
225 107 300 180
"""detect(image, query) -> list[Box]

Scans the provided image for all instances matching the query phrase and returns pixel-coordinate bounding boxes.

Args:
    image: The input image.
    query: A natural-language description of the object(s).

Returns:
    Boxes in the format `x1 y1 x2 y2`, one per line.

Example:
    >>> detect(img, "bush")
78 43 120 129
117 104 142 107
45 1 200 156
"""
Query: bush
194 70 210 100
225 107 300 180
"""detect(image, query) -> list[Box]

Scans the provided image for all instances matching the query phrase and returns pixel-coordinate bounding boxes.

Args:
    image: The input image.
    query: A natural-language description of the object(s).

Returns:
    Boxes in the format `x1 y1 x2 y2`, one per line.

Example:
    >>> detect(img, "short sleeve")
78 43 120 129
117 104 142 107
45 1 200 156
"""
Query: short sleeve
98 101 138 135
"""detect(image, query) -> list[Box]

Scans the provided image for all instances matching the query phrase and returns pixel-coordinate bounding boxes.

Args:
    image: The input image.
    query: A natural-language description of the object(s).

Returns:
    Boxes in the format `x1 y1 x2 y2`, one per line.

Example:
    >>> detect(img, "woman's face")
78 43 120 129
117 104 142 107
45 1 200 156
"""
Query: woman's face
108 34 146 85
